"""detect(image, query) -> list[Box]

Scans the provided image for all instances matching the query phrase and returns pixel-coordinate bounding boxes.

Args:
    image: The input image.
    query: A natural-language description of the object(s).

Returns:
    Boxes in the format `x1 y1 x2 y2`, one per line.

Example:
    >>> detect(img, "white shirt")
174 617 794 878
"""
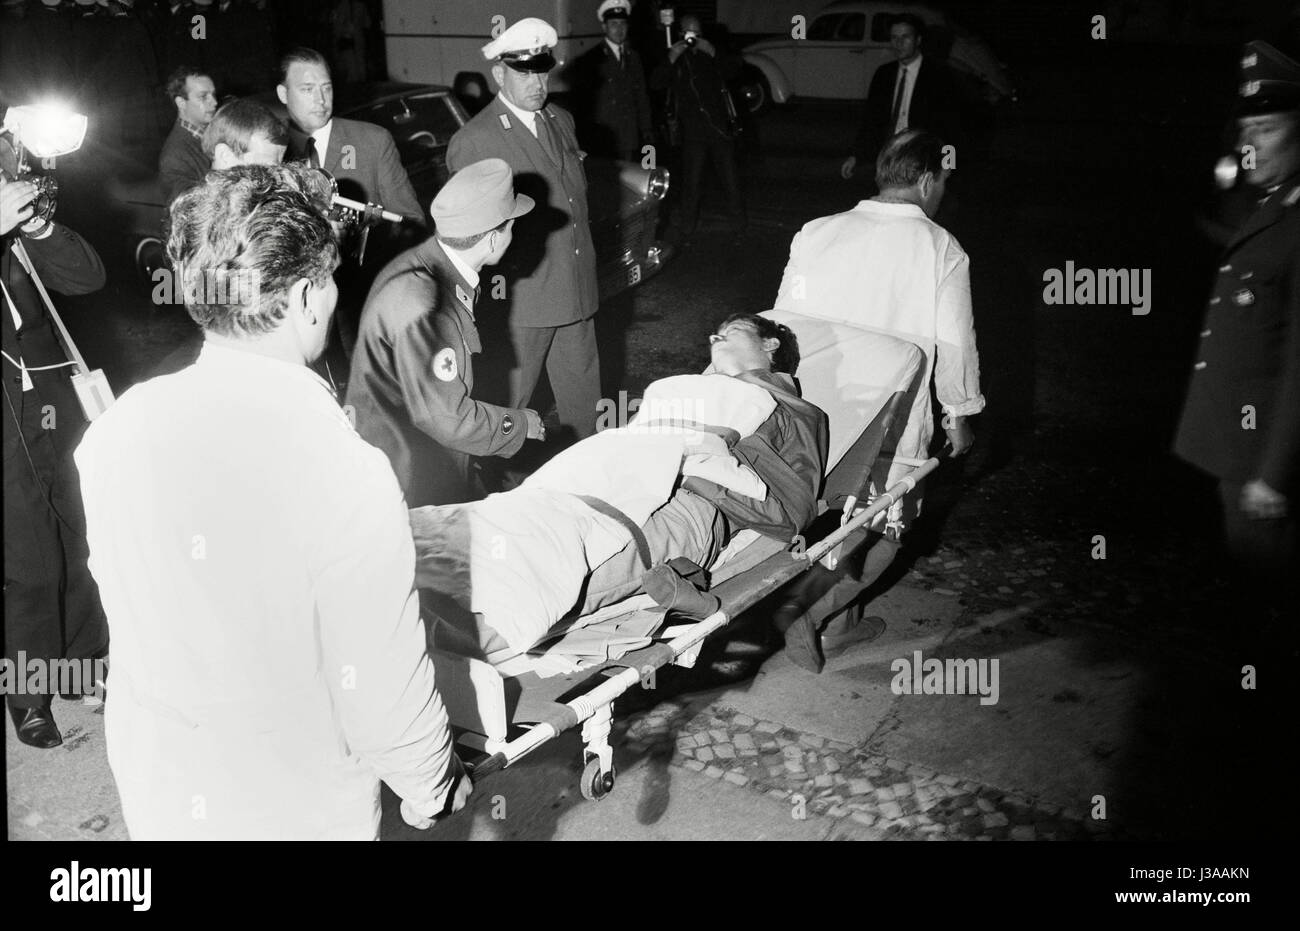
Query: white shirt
774 198 984 463
892 54 923 134
310 119 334 166
606 38 623 60
75 341 458 839
499 94 539 137
443 245 480 291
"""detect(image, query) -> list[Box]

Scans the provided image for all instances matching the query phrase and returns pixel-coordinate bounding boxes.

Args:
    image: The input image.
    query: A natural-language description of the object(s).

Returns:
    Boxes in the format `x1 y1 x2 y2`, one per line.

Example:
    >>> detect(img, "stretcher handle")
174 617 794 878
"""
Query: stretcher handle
802 454 943 566
463 751 508 781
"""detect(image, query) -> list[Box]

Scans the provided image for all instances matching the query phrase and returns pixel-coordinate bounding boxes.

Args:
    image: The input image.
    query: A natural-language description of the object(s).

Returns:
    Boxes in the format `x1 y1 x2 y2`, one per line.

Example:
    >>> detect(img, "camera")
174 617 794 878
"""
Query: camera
683 31 697 47
1 156 59 226
2 104 87 229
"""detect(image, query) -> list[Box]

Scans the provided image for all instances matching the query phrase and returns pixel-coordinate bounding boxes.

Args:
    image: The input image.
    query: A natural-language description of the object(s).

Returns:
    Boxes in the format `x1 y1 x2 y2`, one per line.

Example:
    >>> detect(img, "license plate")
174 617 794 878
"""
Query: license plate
628 263 642 285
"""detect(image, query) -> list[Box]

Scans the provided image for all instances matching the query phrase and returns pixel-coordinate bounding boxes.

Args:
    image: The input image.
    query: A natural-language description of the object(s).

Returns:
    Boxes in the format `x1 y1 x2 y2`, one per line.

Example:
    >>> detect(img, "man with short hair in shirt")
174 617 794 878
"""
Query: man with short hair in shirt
158 65 217 202
75 163 470 839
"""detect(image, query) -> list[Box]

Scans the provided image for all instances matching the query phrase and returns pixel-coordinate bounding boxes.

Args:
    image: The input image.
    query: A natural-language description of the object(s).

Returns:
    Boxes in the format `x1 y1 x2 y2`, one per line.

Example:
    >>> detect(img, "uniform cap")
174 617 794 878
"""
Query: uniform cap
432 158 534 239
482 17 559 73
1236 41 1300 115
598 0 631 22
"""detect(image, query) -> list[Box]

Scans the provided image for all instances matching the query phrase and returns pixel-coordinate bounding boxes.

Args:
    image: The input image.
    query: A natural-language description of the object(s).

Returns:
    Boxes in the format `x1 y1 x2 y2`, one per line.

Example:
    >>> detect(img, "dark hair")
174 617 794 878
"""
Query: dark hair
278 47 331 86
166 163 339 337
890 13 925 38
875 129 946 189
166 65 210 103
201 99 290 159
437 218 510 251
719 313 801 375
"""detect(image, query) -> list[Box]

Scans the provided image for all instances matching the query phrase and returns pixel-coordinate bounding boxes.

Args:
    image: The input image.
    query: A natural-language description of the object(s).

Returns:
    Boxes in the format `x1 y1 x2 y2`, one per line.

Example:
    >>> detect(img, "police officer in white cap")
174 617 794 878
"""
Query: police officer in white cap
346 158 544 508
448 16 603 445
568 0 654 161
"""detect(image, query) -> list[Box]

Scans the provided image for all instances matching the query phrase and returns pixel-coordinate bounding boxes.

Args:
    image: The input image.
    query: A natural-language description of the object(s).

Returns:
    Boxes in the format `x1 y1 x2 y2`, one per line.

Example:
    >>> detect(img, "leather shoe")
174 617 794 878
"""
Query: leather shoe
9 705 62 749
820 614 887 656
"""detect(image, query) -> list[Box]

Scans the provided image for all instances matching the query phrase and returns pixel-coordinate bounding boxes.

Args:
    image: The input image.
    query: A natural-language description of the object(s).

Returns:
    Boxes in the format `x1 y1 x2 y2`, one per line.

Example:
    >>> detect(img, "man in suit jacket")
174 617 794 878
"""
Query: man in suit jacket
568 0 654 162
158 65 217 202
1174 41 1300 613
2 178 109 749
447 18 602 443
346 159 545 508
840 14 957 183
278 46 425 365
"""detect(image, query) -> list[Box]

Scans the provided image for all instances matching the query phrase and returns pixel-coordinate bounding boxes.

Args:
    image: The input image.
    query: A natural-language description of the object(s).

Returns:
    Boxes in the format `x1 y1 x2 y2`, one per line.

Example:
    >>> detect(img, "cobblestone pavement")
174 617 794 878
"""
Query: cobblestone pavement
613 702 1118 841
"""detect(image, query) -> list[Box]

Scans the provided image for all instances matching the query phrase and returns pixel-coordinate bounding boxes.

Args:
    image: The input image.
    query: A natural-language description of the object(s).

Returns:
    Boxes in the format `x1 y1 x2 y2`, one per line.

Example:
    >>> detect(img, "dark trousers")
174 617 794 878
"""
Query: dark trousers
678 132 744 235
508 318 602 442
1217 481 1296 619
3 383 108 712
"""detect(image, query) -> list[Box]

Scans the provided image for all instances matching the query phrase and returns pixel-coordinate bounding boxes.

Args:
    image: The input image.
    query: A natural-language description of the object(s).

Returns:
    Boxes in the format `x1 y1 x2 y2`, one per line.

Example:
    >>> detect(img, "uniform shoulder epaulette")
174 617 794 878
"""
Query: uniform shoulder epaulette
1284 183 1300 207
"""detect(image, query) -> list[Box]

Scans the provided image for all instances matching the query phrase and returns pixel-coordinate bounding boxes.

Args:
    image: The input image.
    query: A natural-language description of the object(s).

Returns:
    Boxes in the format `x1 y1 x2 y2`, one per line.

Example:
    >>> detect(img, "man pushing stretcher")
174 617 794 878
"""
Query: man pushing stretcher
410 314 828 664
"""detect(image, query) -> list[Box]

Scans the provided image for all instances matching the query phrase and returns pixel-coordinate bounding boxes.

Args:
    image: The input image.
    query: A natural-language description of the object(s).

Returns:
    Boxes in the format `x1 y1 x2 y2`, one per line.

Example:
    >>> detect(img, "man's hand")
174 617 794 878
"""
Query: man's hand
0 178 37 236
943 415 974 457
524 409 547 441
1240 478 1288 520
840 156 857 180
840 494 869 527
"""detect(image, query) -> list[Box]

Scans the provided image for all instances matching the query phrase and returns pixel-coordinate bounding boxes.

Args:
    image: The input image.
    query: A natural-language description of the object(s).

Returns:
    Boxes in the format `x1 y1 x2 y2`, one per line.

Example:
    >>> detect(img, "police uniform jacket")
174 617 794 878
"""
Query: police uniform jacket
345 236 530 507
1174 177 1300 495
446 96 598 328
570 40 653 159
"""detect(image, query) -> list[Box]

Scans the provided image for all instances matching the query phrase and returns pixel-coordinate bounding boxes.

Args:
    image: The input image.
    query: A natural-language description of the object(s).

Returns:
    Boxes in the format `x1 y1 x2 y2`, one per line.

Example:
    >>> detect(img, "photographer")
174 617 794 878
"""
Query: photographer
2 172 109 749
652 13 745 240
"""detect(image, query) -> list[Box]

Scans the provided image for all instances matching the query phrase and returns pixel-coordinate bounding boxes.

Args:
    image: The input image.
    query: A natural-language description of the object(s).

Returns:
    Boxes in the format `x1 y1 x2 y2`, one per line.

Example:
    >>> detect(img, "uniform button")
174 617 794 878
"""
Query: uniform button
1194 361 1207 370
1200 329 1211 337
575 249 580 255
1219 264 1232 272
1209 297 1221 304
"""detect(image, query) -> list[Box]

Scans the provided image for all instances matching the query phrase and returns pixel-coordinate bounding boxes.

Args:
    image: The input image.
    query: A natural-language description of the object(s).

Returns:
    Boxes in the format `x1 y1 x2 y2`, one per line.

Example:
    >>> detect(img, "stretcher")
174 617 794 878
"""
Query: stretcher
424 311 934 800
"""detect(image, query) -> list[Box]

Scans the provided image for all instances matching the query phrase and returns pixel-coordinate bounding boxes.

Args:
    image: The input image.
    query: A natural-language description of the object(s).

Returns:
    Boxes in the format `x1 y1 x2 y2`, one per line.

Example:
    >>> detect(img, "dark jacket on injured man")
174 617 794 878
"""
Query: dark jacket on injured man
409 370 828 661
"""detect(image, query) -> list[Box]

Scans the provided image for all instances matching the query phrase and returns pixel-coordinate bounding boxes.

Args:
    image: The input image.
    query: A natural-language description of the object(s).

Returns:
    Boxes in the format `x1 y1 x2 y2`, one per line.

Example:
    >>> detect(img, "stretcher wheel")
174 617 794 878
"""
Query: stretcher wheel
580 758 616 801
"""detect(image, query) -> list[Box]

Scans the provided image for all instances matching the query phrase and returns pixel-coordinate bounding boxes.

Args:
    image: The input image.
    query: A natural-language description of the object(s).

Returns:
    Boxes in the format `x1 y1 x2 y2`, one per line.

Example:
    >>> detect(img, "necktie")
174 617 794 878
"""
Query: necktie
305 135 320 169
891 66 907 130
535 112 561 166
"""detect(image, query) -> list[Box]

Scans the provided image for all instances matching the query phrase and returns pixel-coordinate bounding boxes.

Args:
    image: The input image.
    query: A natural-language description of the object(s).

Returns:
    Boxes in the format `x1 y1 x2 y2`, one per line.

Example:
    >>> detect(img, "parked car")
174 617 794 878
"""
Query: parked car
115 83 672 302
737 1 1015 113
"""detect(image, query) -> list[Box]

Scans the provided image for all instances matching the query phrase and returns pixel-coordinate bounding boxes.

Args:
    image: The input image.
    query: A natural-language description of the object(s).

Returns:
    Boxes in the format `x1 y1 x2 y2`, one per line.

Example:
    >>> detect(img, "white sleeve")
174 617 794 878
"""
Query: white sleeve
934 243 986 417
773 230 805 311
313 443 460 819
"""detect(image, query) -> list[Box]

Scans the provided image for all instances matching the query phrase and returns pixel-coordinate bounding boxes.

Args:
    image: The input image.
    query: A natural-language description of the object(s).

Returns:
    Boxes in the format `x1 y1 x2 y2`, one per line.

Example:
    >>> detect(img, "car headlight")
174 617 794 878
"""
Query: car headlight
648 167 670 200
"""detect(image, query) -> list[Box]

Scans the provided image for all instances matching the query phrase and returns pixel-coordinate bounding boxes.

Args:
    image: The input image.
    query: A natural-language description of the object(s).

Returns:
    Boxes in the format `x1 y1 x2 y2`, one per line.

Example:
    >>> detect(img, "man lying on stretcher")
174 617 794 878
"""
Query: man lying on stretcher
409 314 829 663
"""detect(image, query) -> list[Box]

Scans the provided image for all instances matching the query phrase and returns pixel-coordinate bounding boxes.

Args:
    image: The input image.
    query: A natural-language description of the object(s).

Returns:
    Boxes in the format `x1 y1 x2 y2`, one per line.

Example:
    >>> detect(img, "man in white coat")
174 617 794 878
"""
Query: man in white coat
75 164 470 839
769 129 985 671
